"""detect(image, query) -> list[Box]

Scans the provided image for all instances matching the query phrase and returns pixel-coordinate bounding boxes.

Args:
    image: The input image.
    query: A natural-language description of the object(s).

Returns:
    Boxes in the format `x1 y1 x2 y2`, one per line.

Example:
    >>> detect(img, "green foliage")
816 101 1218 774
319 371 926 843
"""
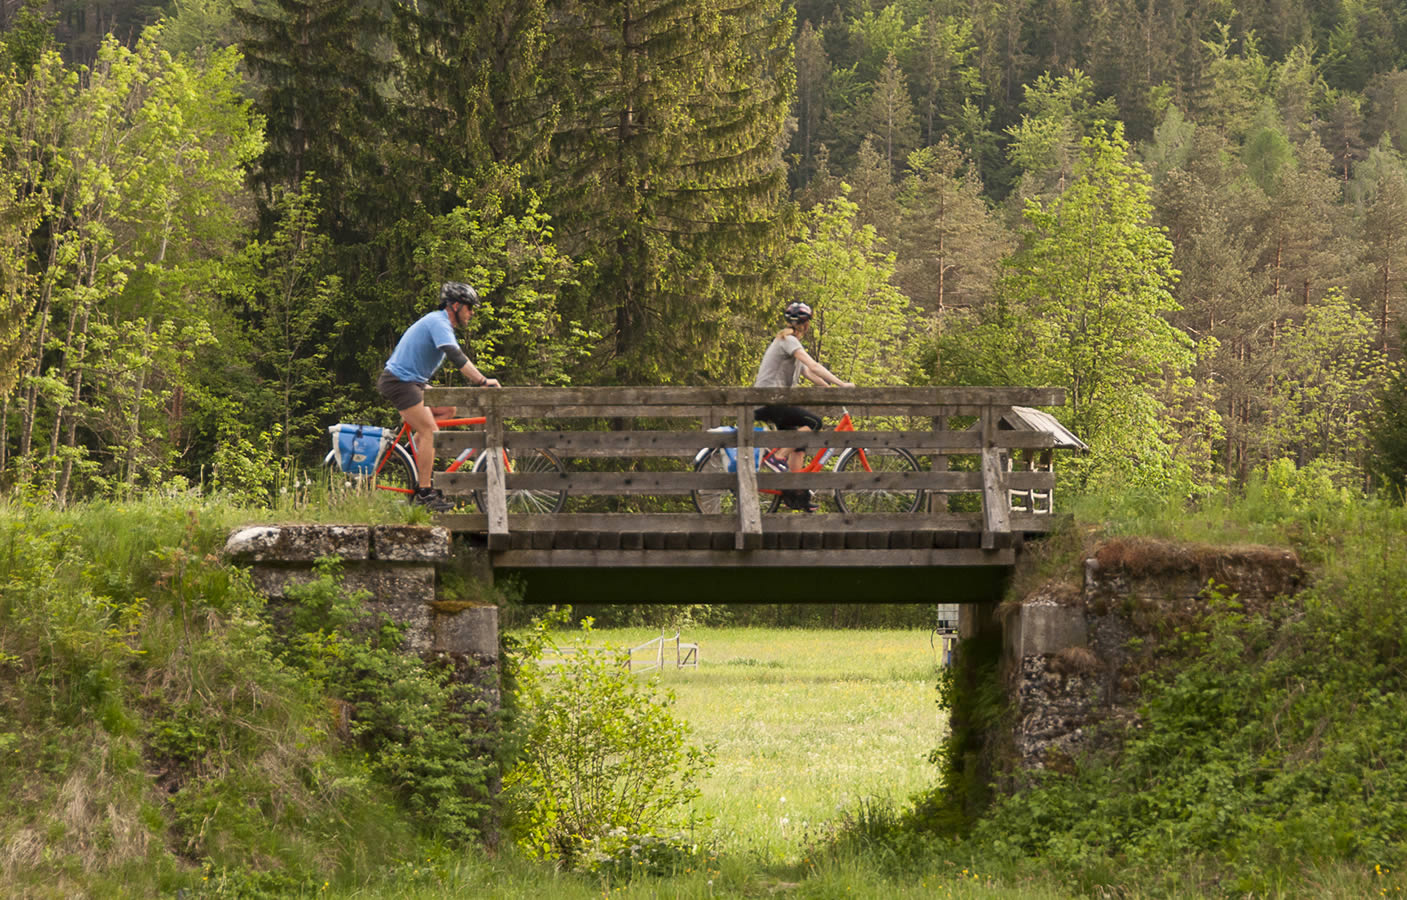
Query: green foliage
913 479 1407 893
223 180 343 463
275 561 496 843
405 183 593 386
785 188 924 386
1263 290 1397 480
3 27 262 498
504 620 713 868
942 124 1195 492
0 497 424 894
1371 330 1407 498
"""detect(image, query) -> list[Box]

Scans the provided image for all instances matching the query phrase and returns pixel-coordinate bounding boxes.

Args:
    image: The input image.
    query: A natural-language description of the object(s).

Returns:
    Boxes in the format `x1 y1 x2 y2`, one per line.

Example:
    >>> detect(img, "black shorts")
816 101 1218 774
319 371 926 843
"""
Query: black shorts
377 369 426 412
754 405 822 431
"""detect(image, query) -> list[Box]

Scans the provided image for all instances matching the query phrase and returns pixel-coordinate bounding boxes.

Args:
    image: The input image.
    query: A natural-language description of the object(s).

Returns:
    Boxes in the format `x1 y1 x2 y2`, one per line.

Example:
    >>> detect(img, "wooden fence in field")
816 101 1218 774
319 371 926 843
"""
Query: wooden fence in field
625 632 699 673
424 385 1081 569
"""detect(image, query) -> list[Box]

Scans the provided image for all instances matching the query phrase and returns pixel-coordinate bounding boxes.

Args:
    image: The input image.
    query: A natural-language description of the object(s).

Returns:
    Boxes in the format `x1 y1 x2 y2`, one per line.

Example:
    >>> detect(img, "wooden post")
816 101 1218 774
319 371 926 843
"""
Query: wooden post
928 407 951 513
980 405 1010 549
484 404 510 550
735 404 762 550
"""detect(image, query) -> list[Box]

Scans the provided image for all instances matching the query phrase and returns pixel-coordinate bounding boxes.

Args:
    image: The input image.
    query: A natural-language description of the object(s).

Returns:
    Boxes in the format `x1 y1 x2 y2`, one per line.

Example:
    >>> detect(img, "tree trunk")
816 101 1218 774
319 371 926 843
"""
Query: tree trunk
1382 257 1392 353
55 300 93 505
18 259 58 460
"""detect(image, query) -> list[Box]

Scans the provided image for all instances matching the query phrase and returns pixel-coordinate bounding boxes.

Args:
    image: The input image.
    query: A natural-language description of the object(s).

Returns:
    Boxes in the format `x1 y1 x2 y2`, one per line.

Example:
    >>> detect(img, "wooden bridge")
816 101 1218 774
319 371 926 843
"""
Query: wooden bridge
424 386 1082 574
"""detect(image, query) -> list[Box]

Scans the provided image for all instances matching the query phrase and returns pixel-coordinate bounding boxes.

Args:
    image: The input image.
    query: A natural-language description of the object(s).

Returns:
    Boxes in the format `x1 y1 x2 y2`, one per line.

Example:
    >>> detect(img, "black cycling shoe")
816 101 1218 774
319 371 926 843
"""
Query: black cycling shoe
411 487 453 512
781 489 819 512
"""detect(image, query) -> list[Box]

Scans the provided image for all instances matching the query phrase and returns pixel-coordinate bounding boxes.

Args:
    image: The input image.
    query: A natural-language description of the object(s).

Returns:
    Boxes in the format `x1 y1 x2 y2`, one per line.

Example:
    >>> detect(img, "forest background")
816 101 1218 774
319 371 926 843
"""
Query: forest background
2 0 1407 505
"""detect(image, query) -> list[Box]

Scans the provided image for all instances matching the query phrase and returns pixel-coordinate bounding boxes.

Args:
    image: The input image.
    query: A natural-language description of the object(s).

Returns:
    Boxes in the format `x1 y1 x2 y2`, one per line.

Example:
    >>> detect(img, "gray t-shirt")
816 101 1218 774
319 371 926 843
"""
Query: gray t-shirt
753 333 804 388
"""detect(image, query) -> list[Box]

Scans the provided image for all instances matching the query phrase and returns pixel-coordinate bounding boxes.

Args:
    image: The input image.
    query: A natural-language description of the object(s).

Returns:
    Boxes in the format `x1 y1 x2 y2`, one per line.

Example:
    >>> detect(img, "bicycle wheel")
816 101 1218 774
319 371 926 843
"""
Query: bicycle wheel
471 447 568 514
691 447 781 515
322 444 417 499
834 447 924 514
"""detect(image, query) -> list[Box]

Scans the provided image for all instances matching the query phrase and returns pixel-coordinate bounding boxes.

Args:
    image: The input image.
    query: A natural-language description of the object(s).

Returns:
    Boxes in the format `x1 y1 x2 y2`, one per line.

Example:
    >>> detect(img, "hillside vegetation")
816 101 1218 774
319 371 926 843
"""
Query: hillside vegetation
3 467 1406 897
908 466 1407 897
0 494 495 897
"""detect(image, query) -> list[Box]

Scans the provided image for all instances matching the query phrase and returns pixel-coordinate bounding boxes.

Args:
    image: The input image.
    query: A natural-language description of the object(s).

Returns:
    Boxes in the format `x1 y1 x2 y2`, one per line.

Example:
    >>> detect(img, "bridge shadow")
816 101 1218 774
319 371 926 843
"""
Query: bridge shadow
506 564 1011 606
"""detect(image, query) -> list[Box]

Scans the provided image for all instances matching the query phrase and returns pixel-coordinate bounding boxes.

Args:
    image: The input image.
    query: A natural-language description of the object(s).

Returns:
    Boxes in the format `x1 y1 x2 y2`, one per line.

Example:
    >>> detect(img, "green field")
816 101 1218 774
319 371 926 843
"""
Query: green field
573 626 949 863
370 626 1079 900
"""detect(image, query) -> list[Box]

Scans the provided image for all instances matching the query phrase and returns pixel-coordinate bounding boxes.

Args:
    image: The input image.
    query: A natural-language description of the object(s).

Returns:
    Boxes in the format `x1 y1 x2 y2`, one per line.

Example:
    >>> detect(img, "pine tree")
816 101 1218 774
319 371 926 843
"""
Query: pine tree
545 0 796 384
907 10 980 147
792 20 830 188
850 51 919 176
895 140 1010 322
1153 126 1272 481
235 0 392 237
846 137 900 240
1353 137 1407 353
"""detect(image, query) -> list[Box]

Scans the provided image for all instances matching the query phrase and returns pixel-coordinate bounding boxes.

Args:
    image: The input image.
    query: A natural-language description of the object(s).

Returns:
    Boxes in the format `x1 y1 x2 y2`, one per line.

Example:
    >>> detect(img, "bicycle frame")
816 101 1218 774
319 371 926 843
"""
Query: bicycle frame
373 415 488 494
755 409 873 496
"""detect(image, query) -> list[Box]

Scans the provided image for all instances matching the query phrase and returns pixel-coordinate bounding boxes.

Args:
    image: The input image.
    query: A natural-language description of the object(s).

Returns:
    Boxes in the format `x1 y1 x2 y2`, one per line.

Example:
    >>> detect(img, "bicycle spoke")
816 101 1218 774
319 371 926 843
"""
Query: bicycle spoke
473 447 568 515
835 447 923 514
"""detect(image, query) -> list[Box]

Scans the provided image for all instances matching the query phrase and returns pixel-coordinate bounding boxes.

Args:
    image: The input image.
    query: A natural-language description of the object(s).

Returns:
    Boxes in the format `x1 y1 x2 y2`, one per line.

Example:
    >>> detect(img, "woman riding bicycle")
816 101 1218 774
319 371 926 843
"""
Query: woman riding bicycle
753 301 853 511
378 282 500 511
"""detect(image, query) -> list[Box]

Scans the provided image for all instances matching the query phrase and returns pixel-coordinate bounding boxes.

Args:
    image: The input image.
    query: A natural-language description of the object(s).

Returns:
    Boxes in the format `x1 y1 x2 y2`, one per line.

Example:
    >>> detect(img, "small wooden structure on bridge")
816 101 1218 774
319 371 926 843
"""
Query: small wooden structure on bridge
423 386 1081 571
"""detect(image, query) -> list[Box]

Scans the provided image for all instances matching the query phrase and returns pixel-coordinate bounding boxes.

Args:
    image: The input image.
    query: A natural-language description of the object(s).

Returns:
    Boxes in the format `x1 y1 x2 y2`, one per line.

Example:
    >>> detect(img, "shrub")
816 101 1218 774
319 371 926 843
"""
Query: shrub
503 621 712 868
276 561 495 843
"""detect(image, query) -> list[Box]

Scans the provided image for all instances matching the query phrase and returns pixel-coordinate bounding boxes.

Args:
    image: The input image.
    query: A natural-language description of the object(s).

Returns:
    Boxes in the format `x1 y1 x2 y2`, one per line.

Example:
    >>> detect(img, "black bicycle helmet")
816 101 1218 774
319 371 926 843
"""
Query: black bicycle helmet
783 301 813 325
439 282 480 309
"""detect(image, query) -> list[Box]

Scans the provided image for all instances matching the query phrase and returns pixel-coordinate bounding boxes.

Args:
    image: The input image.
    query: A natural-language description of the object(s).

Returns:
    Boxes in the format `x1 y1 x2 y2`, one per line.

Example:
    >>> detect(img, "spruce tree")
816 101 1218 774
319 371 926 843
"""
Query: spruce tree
896 140 1010 322
391 0 554 190
235 0 392 237
545 0 795 384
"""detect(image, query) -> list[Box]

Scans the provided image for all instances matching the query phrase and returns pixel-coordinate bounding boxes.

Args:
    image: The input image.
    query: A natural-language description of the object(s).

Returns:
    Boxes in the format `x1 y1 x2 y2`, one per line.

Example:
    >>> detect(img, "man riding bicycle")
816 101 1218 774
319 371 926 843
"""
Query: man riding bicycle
378 282 500 511
753 301 853 511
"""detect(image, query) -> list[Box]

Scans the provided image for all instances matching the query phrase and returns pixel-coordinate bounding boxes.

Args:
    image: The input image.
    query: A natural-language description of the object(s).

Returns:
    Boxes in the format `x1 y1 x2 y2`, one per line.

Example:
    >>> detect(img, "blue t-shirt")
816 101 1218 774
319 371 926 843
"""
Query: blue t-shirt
385 310 457 384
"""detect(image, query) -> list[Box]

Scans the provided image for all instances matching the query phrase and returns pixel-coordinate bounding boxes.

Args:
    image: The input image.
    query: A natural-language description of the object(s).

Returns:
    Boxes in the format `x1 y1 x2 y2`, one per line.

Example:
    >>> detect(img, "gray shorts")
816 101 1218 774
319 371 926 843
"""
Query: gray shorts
377 369 425 411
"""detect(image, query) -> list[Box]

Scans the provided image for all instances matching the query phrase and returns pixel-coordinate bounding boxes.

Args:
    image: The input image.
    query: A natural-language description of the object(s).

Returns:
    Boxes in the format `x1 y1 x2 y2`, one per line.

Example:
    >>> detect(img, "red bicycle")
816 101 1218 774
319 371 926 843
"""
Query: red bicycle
324 415 568 514
691 409 923 514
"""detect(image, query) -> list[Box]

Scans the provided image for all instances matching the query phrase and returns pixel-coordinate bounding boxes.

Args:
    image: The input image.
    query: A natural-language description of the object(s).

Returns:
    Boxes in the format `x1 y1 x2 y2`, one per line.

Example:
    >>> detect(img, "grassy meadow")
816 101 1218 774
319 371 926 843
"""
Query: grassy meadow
345 626 1080 900
570 627 948 863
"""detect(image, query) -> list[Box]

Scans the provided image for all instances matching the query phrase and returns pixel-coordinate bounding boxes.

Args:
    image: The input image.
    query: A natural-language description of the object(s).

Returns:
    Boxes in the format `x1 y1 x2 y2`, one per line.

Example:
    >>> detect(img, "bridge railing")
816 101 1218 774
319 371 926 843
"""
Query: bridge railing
424 386 1070 551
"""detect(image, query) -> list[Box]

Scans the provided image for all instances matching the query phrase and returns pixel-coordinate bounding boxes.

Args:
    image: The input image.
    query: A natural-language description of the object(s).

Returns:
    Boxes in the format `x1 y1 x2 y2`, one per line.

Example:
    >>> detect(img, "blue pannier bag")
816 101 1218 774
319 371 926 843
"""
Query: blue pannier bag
706 424 775 472
328 423 390 476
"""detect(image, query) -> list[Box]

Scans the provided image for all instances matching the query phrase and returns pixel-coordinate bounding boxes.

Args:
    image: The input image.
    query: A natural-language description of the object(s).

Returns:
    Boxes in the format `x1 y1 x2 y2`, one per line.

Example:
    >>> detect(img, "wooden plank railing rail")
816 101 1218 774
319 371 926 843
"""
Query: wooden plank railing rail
425 385 1070 557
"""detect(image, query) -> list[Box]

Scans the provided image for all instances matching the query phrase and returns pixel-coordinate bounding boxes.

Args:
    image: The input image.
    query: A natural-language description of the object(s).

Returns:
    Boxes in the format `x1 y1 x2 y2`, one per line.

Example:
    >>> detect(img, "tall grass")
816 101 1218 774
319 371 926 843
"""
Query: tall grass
0 495 429 897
